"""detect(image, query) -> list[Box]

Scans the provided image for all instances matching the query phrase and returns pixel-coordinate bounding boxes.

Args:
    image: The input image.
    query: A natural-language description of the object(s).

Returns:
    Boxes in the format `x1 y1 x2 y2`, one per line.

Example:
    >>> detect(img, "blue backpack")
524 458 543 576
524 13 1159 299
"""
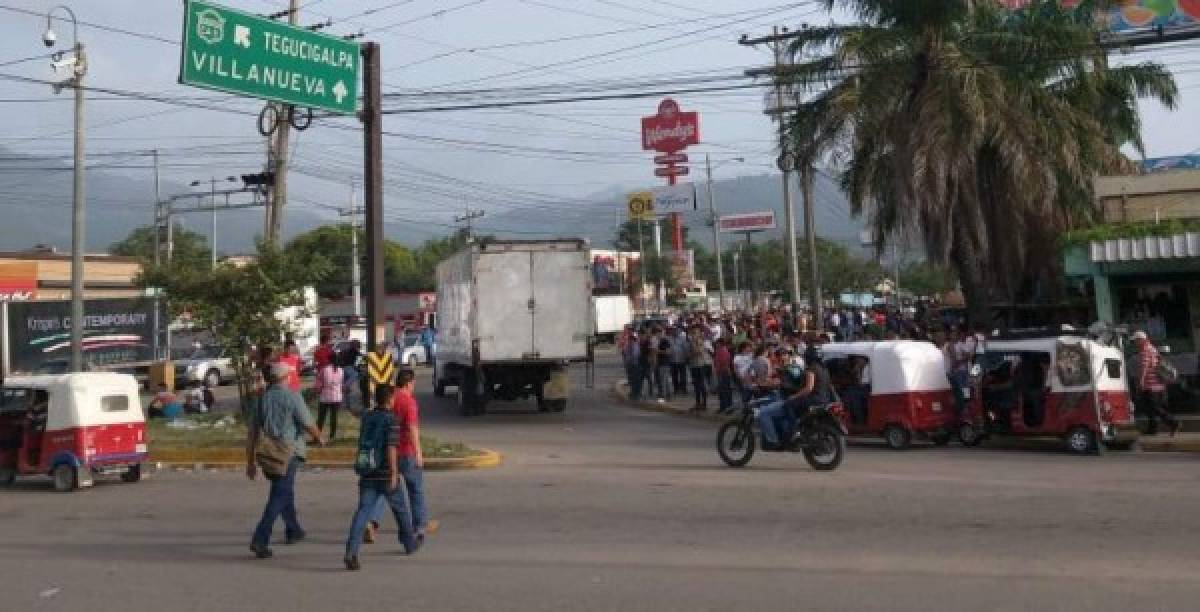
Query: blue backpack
354 410 393 477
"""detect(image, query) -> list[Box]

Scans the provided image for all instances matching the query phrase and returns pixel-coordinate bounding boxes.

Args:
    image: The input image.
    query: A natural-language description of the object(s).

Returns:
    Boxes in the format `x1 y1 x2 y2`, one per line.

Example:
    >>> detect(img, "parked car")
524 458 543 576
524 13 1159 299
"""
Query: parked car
174 346 236 388
396 335 434 369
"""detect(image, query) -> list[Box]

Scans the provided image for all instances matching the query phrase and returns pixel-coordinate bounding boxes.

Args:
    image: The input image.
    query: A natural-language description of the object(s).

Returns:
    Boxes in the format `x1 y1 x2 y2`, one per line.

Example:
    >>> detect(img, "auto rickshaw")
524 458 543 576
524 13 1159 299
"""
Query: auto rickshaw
822 341 957 449
957 332 1138 454
0 373 148 491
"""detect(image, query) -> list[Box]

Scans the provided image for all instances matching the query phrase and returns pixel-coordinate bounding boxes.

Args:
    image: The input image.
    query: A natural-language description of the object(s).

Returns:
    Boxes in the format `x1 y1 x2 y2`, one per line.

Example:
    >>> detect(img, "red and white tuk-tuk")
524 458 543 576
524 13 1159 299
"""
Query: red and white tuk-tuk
957 333 1138 454
0 373 147 491
822 341 957 449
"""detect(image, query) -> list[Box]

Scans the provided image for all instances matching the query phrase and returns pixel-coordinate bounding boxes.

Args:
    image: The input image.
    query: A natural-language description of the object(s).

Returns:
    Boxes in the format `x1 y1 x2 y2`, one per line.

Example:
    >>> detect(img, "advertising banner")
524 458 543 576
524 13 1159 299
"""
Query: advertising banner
719 211 777 233
0 262 37 302
627 184 697 219
998 1 1199 34
5 298 156 373
641 98 700 153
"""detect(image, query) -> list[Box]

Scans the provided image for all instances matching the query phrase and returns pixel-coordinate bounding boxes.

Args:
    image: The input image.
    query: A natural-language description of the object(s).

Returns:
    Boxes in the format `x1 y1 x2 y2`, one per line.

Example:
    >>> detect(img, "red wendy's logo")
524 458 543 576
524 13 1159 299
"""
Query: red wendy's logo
641 98 700 154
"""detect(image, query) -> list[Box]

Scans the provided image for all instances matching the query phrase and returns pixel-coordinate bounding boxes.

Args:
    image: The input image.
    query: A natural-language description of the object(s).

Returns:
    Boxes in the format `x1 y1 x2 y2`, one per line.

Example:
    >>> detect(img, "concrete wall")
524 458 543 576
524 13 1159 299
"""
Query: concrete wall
1095 170 1200 223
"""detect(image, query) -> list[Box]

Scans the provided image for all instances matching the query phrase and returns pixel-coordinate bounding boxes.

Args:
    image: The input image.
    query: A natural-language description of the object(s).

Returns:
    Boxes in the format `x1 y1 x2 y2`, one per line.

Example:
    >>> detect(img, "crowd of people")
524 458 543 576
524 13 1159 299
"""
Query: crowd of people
618 304 1183 440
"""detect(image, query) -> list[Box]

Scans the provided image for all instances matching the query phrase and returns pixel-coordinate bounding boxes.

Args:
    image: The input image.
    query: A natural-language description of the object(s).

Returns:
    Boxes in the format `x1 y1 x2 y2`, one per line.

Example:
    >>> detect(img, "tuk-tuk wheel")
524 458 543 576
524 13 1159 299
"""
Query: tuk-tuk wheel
0 467 15 487
1066 427 1097 455
52 464 78 493
958 422 983 447
883 425 912 450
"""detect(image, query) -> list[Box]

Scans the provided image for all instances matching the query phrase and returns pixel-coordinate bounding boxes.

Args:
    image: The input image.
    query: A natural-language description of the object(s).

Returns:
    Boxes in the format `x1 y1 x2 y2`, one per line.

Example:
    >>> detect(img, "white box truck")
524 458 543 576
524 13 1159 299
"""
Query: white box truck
593 295 633 344
433 240 593 415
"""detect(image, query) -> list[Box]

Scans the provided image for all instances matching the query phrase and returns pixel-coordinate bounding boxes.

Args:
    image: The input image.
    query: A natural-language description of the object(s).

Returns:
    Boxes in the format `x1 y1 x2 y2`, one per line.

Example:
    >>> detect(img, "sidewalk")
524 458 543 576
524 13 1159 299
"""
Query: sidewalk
611 380 1200 453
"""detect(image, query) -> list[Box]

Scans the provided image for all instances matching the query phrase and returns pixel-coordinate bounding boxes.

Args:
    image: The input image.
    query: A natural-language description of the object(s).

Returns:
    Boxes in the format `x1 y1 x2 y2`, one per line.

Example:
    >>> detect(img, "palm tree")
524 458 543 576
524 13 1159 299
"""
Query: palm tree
781 0 1177 324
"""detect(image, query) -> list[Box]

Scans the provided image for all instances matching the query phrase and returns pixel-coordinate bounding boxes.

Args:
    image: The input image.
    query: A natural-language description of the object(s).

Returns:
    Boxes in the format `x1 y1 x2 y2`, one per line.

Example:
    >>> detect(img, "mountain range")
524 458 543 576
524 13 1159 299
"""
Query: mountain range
0 145 865 254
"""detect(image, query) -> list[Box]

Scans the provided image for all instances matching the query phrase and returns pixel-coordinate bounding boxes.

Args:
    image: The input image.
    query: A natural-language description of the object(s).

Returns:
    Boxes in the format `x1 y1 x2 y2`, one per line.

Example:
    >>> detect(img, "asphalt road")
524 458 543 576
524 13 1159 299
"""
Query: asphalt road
4 351 1200 611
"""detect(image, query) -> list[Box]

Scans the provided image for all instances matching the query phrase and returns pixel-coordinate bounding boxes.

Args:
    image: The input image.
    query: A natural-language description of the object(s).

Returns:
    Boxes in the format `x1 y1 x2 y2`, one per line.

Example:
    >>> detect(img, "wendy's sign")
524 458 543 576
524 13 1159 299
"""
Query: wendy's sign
641 99 699 154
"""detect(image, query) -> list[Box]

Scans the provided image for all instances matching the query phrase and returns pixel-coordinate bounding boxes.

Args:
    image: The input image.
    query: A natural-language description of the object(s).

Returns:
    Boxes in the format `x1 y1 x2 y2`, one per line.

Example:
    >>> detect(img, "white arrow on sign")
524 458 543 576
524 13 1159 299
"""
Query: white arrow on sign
234 25 252 48
332 80 348 104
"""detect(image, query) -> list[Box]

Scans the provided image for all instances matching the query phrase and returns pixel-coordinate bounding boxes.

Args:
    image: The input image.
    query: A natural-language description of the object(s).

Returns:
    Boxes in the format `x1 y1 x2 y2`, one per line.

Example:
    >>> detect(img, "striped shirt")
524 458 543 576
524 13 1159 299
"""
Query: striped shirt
1138 345 1166 393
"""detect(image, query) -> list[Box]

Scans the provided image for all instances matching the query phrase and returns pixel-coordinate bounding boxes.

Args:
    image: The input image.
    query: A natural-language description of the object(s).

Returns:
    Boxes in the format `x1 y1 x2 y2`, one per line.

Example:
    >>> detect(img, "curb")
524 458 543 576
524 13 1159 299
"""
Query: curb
611 381 729 425
149 448 502 471
1138 439 1200 453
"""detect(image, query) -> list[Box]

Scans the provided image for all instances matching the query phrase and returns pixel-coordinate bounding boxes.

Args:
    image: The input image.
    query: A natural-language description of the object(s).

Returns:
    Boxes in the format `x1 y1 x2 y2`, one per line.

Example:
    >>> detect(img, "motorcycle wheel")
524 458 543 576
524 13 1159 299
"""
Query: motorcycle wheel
802 424 846 471
716 420 755 468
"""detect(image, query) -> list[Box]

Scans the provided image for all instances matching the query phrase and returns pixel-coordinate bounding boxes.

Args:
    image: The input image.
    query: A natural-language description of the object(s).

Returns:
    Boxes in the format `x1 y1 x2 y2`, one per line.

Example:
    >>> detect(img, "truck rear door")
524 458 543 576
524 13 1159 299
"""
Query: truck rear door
531 250 591 360
475 251 534 361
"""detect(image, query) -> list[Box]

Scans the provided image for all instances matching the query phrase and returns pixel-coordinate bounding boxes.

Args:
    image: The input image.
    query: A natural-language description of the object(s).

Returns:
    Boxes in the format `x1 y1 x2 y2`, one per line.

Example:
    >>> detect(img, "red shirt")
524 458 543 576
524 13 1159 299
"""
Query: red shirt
713 346 733 376
313 343 335 367
391 389 420 457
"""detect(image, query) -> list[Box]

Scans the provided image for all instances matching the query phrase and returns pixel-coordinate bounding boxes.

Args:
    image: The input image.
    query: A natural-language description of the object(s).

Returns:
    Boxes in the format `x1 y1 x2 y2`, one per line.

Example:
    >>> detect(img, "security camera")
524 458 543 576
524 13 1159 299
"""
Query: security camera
42 28 57 47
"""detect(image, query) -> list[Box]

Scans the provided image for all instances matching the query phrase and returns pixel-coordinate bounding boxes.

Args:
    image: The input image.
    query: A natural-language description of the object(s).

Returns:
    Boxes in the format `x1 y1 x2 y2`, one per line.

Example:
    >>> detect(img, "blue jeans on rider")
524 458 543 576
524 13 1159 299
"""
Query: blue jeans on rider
757 393 790 447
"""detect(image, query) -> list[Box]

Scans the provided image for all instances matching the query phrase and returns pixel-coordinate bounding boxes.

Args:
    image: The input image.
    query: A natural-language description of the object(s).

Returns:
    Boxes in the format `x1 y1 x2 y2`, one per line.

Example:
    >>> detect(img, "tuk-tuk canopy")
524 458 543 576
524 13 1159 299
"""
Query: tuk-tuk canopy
821 341 951 395
2 373 144 431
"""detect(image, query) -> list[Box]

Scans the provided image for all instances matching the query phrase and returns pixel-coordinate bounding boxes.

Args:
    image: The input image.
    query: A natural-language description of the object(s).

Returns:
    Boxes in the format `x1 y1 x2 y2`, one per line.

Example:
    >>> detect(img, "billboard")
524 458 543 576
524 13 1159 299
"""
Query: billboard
5 298 156 374
719 211 777 233
626 184 697 219
0 262 37 302
998 1 1200 35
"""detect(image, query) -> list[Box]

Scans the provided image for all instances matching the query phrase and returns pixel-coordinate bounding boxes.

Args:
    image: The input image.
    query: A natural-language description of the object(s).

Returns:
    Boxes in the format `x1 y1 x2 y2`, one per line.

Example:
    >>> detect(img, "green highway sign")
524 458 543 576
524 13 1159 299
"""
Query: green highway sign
179 0 359 114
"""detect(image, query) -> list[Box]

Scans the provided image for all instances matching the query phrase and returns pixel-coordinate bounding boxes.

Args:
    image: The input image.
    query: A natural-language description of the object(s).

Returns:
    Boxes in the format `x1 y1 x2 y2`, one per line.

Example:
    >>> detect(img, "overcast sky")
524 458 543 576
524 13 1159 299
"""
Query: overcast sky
0 0 1196 245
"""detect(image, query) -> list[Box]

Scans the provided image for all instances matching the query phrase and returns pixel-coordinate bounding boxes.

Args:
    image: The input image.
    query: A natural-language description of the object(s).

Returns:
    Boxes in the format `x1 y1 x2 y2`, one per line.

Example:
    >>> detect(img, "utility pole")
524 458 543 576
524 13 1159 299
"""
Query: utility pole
455 208 485 240
152 149 161 266
265 0 300 244
362 41 385 351
339 185 364 319
706 154 726 311
742 26 821 327
190 176 237 269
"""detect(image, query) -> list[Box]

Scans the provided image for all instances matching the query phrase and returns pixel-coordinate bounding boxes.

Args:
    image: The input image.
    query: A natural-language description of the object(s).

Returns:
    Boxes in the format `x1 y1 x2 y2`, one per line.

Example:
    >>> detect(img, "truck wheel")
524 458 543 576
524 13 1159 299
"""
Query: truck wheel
457 373 485 416
121 464 142 483
434 379 446 398
52 464 78 493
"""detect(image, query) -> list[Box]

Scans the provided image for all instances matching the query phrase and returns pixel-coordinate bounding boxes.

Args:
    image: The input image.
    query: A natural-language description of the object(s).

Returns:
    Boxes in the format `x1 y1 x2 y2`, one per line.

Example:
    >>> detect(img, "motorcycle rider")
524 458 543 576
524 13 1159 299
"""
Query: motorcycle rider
757 346 834 450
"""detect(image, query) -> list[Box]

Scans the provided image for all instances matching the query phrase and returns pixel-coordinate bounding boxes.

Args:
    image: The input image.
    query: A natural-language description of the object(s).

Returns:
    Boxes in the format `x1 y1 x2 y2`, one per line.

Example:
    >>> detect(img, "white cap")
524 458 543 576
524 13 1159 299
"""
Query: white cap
1132 331 1148 341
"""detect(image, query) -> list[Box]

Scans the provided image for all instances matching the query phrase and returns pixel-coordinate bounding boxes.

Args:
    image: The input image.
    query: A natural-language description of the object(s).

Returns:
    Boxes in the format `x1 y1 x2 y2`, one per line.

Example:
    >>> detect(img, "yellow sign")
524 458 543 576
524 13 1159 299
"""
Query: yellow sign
626 191 654 221
366 351 396 387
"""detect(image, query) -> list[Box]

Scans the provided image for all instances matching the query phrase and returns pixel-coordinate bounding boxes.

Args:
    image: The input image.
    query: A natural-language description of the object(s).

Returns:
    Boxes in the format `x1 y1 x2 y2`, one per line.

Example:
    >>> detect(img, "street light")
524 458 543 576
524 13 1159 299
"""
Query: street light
703 155 744 312
191 176 238 269
42 5 86 372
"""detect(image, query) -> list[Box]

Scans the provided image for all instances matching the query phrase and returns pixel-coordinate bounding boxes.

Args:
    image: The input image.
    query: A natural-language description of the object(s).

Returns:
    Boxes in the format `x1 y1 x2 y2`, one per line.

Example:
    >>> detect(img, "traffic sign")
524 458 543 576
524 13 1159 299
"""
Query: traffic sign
654 166 689 178
654 153 688 165
180 0 360 114
627 191 654 221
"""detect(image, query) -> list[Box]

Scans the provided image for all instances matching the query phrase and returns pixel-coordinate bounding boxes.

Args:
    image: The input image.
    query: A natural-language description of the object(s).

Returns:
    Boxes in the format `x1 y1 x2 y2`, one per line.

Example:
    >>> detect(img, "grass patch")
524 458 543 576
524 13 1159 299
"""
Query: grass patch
146 411 478 458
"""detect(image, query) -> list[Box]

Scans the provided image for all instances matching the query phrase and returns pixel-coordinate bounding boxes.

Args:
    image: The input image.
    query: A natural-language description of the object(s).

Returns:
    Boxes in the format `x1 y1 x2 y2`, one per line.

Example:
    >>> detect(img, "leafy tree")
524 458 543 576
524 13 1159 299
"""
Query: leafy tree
283 224 361 298
139 241 330 413
781 0 1177 324
110 224 209 270
899 261 957 299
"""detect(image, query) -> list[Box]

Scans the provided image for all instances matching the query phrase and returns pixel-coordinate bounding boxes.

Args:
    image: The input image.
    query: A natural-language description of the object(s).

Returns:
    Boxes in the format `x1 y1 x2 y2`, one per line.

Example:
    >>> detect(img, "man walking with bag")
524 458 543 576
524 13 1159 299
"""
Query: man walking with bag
1133 331 1182 436
246 362 326 559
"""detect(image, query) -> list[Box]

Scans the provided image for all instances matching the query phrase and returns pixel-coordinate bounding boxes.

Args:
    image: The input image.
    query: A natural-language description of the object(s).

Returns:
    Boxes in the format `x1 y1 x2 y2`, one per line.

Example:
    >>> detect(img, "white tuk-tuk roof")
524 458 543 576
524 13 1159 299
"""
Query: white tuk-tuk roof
2 372 144 430
820 341 951 395
981 336 1127 393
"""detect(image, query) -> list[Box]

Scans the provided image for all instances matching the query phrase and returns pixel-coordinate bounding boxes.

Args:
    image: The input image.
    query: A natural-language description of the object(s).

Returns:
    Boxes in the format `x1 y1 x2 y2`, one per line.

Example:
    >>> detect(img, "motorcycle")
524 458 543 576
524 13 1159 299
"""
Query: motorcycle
716 391 849 471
